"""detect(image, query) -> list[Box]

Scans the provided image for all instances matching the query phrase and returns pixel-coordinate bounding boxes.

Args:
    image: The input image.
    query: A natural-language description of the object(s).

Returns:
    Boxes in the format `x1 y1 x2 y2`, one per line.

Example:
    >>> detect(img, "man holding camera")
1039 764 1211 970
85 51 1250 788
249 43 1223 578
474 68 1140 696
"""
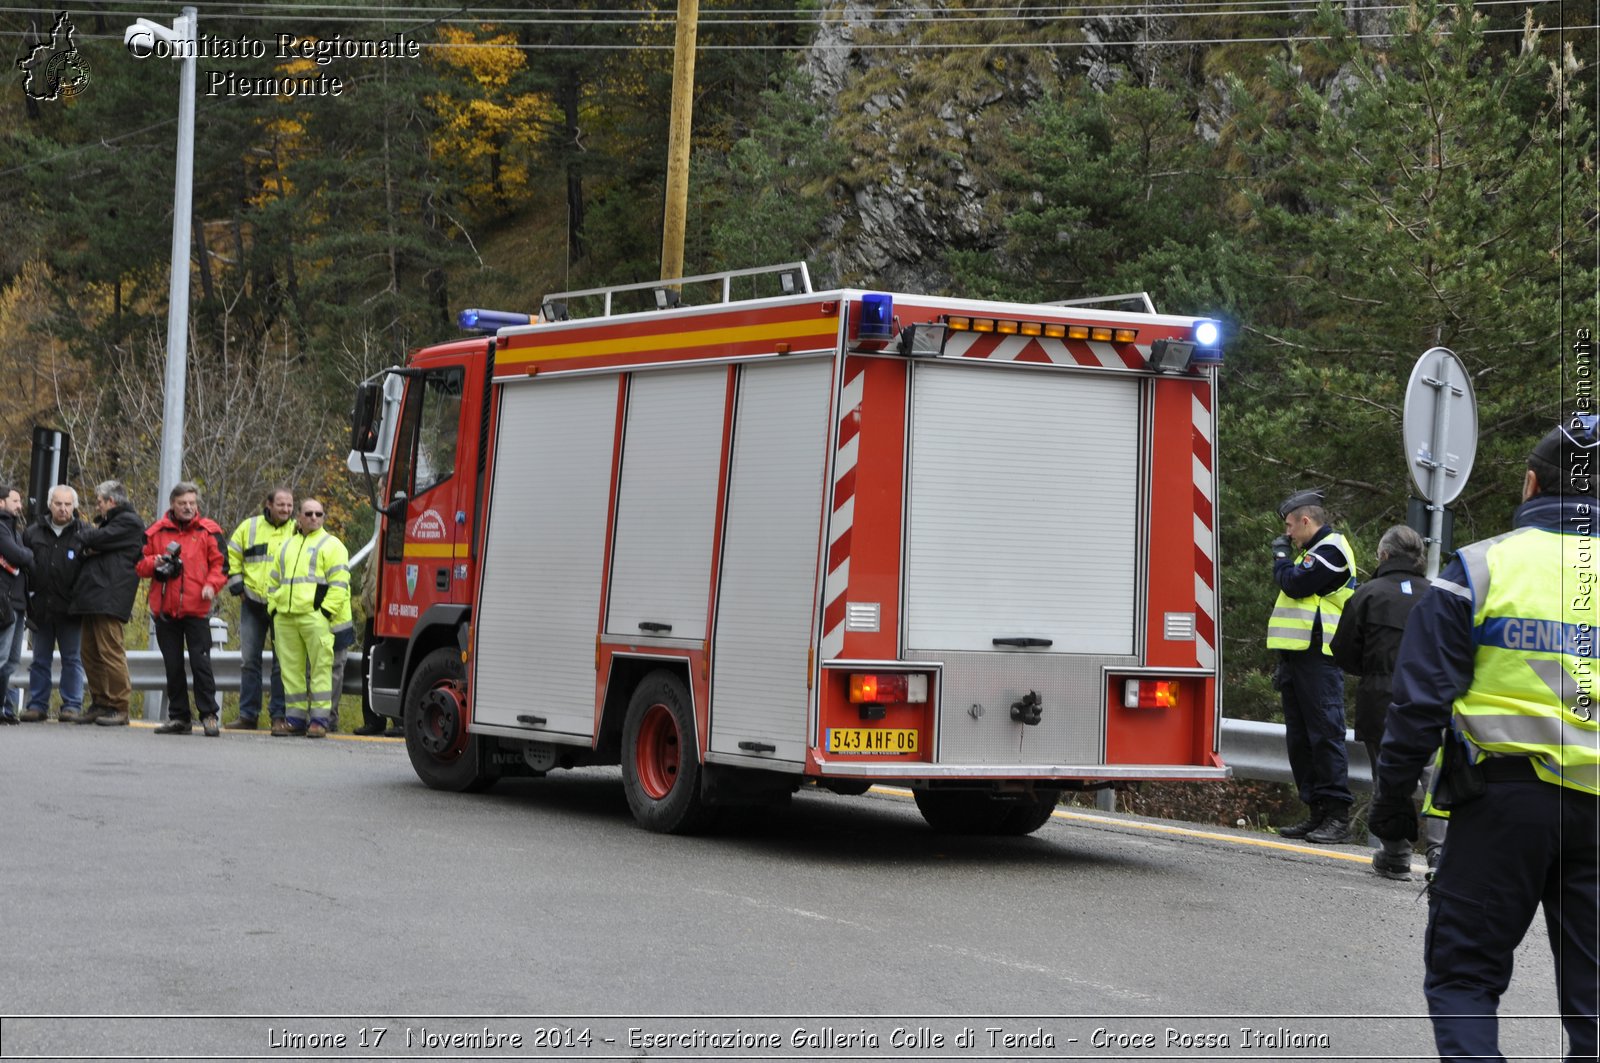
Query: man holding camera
138 482 226 736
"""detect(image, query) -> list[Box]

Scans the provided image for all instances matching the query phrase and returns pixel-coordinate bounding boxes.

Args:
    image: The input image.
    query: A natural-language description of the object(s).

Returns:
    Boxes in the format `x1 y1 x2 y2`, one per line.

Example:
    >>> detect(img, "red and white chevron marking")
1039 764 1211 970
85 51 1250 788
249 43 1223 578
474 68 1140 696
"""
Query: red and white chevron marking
819 362 866 661
942 330 1146 370
1192 383 1218 669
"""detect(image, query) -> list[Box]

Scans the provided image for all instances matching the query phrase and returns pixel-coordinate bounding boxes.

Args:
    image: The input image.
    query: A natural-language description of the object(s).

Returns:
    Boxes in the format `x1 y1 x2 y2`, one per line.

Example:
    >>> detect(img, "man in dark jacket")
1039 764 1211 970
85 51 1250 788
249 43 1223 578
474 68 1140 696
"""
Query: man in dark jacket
71 481 145 727
21 484 87 723
138 482 227 736
0 484 35 723
1329 524 1441 878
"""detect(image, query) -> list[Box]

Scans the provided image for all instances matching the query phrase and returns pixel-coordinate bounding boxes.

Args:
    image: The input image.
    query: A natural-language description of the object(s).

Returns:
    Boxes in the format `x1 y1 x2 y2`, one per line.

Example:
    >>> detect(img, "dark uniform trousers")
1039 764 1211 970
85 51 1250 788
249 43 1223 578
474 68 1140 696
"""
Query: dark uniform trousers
1277 649 1353 807
1425 760 1598 1063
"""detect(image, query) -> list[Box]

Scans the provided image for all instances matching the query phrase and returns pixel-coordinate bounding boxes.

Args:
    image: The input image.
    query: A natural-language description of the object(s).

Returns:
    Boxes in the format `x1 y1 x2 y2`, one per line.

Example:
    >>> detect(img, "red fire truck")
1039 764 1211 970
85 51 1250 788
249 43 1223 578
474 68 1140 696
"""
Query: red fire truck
348 263 1228 834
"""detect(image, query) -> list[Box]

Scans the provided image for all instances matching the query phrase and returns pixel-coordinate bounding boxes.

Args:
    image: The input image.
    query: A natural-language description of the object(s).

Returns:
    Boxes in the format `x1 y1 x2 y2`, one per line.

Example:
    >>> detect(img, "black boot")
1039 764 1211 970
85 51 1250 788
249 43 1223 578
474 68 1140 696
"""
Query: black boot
1278 805 1325 839
1306 804 1353 844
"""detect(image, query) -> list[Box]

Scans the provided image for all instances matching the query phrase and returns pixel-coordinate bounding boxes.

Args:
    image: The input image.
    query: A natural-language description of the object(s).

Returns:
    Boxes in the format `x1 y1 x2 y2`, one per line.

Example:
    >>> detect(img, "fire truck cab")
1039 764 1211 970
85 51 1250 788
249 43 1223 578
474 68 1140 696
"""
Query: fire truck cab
349 263 1229 834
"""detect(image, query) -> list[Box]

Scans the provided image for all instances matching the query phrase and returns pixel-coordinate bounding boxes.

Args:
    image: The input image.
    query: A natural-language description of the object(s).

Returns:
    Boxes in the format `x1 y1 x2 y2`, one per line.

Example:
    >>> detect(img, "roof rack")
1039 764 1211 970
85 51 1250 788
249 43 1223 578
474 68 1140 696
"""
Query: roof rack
1047 291 1158 315
541 262 813 320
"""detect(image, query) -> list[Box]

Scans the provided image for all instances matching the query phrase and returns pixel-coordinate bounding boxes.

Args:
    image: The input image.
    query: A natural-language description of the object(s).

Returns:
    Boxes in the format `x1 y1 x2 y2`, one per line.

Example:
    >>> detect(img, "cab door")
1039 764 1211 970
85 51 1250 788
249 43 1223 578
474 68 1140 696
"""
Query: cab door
377 365 469 639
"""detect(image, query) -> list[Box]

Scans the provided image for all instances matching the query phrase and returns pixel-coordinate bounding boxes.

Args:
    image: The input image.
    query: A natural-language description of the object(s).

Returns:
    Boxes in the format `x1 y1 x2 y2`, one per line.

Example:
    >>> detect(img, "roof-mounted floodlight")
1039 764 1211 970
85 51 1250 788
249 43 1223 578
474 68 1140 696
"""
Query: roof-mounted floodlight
1146 338 1197 374
457 308 532 333
654 288 681 311
897 322 948 357
540 300 569 322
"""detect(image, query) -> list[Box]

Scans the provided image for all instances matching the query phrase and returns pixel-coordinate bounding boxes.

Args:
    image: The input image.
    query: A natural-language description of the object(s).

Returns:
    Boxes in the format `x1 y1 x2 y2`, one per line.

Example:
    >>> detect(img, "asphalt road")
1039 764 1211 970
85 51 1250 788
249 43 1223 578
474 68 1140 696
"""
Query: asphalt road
0 723 1567 1062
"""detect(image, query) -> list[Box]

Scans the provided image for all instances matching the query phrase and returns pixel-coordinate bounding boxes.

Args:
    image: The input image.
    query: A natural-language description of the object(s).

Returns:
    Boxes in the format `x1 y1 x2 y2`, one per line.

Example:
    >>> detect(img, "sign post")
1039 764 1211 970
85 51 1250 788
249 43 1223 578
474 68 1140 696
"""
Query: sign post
1402 347 1478 578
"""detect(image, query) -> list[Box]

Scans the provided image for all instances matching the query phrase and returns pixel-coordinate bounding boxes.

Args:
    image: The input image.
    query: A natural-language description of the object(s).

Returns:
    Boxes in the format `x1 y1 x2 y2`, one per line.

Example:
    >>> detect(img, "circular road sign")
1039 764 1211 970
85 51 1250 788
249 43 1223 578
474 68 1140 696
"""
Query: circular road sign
1402 346 1478 505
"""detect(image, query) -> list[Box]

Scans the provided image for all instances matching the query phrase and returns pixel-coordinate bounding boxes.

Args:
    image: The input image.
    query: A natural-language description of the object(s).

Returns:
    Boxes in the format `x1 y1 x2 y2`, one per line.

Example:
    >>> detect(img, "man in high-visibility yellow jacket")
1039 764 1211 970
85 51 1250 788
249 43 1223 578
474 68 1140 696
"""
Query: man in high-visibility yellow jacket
222 486 296 731
266 498 349 739
1266 487 1358 843
1372 416 1599 1062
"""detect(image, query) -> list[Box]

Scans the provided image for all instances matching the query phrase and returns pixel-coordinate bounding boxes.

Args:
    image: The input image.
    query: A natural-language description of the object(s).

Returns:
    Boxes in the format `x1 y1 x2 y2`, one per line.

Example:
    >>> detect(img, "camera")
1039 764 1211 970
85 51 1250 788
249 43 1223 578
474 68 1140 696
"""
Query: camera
153 541 183 582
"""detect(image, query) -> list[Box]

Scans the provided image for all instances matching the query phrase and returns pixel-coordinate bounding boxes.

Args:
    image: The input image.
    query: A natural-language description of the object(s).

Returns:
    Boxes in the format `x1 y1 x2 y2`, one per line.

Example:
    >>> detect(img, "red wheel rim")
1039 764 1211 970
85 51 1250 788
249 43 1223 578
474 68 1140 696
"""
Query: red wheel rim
418 681 469 761
634 702 680 800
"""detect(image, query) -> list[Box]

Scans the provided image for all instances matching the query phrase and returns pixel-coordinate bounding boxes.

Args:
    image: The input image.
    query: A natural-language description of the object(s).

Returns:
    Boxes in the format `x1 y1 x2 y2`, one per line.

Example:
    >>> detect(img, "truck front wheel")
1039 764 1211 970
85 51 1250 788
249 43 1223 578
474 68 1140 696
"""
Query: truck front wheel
404 647 498 793
620 670 717 834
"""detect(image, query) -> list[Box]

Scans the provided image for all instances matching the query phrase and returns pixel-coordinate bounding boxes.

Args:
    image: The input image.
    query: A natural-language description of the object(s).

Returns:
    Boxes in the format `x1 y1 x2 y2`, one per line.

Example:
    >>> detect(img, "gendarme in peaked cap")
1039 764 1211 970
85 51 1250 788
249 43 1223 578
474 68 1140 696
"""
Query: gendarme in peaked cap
1277 488 1325 519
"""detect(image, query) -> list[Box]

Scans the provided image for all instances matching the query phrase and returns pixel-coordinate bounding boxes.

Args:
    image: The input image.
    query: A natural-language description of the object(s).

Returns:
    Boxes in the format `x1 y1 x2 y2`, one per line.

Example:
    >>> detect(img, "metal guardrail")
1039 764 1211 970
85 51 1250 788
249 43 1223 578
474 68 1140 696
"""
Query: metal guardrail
8 651 1357 789
9 650 364 697
1221 717 1374 792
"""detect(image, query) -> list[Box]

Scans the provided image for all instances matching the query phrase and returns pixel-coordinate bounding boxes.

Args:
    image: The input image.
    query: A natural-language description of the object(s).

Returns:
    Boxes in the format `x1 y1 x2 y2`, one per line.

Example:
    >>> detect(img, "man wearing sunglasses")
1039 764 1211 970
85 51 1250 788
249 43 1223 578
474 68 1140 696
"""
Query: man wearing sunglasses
264 499 349 739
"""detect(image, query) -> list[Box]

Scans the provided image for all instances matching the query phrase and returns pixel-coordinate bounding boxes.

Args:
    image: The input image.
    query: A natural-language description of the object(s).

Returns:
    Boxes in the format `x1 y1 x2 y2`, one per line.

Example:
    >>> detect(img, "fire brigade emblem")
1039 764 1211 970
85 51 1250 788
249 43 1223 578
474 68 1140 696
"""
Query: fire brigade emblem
410 509 448 541
405 564 418 598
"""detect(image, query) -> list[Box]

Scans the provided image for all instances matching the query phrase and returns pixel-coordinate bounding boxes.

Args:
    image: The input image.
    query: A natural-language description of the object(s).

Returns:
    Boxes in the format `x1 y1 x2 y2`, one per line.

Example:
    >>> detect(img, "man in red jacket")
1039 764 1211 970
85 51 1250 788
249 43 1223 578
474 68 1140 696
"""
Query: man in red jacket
138 482 227 736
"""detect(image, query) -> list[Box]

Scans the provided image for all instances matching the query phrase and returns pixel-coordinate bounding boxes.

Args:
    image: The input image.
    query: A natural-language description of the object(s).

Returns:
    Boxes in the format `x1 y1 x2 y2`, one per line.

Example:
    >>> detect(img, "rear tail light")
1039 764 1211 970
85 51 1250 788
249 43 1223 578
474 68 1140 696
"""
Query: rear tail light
849 673 930 704
1123 679 1180 710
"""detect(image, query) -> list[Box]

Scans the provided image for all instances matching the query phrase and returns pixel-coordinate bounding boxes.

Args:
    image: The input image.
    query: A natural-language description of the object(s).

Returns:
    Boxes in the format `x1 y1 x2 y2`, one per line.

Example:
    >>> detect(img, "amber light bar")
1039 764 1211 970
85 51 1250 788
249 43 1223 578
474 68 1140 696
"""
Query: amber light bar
946 315 1137 344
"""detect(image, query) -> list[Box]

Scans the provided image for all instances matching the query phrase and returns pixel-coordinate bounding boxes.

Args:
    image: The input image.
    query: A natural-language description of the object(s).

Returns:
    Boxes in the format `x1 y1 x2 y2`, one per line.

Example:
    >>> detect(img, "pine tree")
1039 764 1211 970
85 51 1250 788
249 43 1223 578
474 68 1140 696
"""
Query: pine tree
1220 0 1597 715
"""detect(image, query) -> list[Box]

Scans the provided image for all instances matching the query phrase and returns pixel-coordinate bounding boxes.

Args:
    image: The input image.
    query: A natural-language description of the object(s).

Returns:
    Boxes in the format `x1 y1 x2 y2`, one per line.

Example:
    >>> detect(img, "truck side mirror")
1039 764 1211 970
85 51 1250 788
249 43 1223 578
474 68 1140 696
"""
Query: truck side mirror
350 383 381 453
380 491 408 520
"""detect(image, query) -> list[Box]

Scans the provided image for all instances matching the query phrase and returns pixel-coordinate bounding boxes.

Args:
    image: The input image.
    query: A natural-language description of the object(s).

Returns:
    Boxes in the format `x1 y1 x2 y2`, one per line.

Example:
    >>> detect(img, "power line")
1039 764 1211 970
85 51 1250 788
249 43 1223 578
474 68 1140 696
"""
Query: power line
9 21 1588 51
0 0 1585 27
0 117 180 179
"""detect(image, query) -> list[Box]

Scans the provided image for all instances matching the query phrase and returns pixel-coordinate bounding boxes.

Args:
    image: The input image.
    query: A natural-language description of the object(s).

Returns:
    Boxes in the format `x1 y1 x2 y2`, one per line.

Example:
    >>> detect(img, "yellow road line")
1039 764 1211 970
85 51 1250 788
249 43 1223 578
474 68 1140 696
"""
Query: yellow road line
868 785 1403 869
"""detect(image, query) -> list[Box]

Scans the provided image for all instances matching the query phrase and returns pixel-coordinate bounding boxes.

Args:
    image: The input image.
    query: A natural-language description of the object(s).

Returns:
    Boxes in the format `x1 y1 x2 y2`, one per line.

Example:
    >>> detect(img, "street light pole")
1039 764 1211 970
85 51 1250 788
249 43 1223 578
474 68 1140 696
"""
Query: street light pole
126 7 198 722
158 6 197 508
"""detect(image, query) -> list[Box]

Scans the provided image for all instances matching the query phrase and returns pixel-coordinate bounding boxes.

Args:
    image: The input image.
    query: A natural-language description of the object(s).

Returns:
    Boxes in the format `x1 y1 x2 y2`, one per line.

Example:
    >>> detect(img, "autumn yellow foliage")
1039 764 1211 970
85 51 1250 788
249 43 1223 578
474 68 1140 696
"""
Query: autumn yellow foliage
427 25 556 216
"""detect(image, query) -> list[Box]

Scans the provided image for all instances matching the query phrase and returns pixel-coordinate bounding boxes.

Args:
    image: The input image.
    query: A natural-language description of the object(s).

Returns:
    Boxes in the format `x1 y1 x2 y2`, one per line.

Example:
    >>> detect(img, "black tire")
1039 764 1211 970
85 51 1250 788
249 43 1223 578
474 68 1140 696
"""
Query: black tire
914 789 1060 836
821 779 873 797
620 670 717 834
404 647 498 793
995 789 1062 836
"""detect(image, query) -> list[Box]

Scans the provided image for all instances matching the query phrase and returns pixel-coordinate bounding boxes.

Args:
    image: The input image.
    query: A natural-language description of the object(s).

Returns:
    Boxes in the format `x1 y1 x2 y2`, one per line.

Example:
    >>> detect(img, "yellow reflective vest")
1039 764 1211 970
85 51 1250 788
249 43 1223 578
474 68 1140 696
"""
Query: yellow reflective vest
1445 526 1600 795
266 528 351 631
225 513 297 604
1266 531 1357 655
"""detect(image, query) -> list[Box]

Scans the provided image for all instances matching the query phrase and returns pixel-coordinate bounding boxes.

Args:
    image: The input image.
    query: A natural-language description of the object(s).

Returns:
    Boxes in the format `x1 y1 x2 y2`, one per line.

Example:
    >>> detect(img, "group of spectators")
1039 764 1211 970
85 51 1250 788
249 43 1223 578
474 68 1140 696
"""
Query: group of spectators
0 480 392 739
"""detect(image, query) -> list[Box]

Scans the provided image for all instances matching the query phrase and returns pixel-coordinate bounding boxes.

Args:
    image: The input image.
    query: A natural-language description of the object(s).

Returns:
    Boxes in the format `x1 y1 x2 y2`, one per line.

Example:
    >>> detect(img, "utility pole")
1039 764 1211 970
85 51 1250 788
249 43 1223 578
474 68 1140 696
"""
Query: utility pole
660 0 698 284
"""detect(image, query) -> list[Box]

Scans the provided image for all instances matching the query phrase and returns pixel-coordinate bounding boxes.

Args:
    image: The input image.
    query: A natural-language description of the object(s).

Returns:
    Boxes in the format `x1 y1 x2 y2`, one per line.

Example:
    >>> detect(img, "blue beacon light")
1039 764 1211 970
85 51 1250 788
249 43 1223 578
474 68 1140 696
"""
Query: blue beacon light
458 308 533 332
1191 319 1224 365
859 293 894 340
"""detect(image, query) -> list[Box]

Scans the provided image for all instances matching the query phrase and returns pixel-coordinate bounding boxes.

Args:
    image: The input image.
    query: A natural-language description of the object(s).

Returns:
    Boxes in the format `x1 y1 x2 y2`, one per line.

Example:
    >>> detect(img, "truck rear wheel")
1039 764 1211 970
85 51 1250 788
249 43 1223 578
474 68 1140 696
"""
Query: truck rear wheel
621 670 717 834
404 647 498 793
996 789 1062 835
914 789 1060 836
